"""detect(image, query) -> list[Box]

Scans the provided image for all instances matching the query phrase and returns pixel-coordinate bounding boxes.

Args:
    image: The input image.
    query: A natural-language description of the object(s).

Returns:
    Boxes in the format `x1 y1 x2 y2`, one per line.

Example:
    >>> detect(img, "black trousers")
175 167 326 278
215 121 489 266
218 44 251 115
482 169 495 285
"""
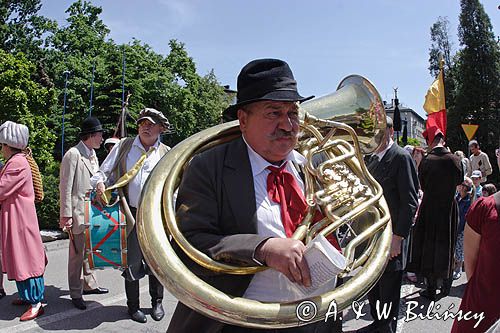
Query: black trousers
124 207 164 312
366 270 403 333
125 274 163 312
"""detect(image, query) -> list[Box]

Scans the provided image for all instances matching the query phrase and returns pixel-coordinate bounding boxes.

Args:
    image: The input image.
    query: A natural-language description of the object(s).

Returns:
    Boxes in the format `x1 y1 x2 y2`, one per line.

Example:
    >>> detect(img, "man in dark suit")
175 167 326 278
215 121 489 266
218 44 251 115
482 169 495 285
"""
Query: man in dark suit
407 127 463 301
357 117 419 333
167 59 339 333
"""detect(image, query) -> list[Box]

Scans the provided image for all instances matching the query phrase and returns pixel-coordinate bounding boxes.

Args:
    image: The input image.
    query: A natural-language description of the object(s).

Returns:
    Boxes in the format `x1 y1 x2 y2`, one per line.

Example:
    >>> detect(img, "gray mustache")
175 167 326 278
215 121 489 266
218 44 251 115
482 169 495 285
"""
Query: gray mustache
268 129 297 140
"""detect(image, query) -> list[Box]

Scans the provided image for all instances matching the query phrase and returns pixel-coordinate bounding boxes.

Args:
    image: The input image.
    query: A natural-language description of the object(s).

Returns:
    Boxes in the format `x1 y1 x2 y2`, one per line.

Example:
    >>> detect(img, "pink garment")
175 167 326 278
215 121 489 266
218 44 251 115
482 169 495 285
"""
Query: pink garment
0 153 46 281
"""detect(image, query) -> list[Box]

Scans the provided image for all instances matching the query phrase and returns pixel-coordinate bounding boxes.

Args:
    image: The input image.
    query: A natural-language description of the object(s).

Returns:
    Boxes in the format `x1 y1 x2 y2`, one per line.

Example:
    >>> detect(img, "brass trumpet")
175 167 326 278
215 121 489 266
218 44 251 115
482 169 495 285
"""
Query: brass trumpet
137 75 391 328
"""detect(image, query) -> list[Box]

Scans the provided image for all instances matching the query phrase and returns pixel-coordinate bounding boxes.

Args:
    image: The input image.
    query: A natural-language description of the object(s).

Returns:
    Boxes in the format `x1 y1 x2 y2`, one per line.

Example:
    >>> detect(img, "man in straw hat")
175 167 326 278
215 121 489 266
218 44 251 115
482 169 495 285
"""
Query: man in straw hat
92 108 172 323
59 116 109 310
168 59 340 333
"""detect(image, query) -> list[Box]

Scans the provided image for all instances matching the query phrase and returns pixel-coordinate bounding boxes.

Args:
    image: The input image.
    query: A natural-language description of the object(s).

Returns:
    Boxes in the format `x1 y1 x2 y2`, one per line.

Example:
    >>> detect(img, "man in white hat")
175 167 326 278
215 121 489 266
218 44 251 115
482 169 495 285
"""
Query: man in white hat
92 108 172 323
59 117 109 310
471 170 483 199
104 137 120 155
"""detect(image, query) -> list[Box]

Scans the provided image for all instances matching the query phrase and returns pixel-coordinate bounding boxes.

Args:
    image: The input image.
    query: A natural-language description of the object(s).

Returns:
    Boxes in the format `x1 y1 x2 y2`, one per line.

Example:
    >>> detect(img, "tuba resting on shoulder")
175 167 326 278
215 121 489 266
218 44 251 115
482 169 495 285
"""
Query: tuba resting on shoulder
137 75 391 329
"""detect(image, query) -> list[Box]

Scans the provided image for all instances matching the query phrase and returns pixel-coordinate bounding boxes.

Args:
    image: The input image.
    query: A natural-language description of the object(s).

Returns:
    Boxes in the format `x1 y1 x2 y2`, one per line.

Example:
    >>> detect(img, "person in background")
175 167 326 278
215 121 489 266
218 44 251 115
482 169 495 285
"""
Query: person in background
357 117 419 333
451 191 500 333
454 150 472 178
470 170 483 199
93 108 172 324
468 140 492 183
0 121 46 321
59 117 109 311
403 145 425 284
453 176 473 281
104 137 120 155
482 183 497 197
407 126 463 301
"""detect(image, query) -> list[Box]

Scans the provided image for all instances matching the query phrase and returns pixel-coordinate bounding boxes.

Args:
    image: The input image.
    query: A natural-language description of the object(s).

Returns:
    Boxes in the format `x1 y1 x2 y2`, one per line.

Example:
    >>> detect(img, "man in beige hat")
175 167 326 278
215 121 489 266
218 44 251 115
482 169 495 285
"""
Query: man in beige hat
92 108 172 323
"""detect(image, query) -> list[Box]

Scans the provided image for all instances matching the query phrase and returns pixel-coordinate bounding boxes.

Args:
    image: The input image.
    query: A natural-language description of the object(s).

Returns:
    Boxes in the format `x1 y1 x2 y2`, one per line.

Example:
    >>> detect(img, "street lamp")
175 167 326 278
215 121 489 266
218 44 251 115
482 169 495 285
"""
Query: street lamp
61 70 70 157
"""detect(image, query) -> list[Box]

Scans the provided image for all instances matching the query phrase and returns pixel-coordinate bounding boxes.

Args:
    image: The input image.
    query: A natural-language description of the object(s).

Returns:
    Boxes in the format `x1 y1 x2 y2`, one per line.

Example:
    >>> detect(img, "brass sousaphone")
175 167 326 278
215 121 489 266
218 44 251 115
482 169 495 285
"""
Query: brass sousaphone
137 75 392 328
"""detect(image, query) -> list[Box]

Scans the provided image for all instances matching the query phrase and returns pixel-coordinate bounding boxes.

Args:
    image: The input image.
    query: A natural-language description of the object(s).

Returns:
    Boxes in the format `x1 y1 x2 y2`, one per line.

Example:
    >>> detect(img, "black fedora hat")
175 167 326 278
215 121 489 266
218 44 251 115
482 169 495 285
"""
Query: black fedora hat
223 59 314 121
80 116 104 135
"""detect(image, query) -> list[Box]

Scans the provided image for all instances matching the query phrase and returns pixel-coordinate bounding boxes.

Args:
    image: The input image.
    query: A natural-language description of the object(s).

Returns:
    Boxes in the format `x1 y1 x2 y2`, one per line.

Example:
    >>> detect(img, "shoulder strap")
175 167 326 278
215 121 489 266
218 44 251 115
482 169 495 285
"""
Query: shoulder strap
158 142 170 157
111 137 135 181
494 191 500 218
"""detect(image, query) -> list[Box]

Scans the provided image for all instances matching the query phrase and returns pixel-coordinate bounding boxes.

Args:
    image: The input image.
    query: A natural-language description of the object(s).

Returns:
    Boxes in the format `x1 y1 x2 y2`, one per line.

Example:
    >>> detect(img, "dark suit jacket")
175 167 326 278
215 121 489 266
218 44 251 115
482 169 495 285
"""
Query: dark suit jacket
407 146 463 279
367 143 419 271
168 137 269 333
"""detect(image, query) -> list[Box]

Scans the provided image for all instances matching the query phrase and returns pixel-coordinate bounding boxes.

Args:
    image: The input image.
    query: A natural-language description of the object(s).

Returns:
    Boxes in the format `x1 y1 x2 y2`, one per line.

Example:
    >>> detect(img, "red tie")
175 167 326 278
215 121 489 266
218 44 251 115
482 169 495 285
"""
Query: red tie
266 162 341 251
266 162 307 237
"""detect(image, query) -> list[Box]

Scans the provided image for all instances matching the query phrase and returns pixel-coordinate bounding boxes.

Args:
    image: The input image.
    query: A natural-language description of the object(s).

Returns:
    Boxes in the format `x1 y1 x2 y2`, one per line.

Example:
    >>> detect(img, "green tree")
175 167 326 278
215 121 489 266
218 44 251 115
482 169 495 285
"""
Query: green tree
0 49 57 167
0 0 56 60
452 0 500 182
0 49 59 229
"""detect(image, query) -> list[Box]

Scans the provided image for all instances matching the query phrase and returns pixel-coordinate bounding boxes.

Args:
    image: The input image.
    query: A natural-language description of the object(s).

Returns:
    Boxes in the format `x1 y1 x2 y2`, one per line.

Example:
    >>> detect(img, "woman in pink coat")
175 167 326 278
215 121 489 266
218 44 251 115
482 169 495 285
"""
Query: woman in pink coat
0 121 46 321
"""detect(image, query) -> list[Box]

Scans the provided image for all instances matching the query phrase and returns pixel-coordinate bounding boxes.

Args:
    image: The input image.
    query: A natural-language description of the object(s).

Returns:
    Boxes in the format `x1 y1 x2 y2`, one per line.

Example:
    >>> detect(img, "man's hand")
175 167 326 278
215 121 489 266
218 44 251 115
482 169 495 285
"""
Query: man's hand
255 238 311 287
96 182 106 204
59 216 73 230
390 235 403 259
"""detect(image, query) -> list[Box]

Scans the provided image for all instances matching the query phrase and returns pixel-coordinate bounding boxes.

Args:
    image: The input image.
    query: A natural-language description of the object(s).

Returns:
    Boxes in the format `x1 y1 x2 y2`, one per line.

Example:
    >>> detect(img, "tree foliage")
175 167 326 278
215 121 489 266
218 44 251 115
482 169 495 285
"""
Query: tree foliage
0 0 56 61
428 1 500 183
0 49 57 167
0 0 229 229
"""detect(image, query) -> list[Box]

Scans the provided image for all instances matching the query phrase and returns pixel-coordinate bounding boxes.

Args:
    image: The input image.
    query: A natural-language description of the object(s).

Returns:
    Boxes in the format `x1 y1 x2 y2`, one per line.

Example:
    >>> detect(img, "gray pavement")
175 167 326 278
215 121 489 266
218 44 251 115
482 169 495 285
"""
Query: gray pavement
0 239 469 332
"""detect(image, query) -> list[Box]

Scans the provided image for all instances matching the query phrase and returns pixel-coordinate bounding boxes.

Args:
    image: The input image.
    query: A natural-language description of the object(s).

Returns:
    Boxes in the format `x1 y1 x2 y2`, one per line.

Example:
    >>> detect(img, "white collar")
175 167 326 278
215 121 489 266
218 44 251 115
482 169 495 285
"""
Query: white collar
375 138 394 161
80 141 95 157
133 135 160 153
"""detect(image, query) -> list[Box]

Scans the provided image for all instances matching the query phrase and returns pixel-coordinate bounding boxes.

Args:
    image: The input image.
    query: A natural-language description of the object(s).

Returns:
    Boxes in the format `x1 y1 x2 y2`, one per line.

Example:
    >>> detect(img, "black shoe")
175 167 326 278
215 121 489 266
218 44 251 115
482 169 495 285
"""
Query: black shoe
151 301 164 321
419 289 437 301
72 297 87 310
83 287 109 295
129 309 147 323
356 323 379 333
0 289 5 300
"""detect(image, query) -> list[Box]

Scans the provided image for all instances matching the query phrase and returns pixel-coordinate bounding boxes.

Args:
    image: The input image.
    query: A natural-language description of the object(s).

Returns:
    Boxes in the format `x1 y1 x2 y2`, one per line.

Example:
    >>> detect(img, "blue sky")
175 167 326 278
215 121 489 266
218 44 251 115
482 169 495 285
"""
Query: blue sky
40 1 499 117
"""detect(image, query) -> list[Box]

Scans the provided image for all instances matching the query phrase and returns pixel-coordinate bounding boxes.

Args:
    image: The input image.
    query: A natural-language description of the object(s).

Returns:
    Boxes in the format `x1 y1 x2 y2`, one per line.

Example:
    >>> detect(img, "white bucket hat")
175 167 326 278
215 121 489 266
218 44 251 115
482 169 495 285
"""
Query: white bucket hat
0 121 29 150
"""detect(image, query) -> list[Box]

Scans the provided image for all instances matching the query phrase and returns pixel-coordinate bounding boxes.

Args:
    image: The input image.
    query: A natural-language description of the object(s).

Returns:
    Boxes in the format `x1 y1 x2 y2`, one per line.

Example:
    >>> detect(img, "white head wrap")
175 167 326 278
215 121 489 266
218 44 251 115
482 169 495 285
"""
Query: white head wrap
0 121 29 150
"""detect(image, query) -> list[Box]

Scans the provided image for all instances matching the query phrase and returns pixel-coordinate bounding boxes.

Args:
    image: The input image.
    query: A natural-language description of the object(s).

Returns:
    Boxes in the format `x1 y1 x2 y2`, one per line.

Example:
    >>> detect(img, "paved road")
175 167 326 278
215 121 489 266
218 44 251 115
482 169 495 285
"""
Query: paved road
0 239 470 333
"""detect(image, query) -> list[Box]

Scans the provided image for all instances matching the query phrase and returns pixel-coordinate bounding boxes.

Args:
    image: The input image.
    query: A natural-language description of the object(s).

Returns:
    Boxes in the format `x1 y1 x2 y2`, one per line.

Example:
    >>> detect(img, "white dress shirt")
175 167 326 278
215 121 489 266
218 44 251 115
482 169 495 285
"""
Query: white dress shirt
241 138 308 302
91 136 163 208
374 138 394 162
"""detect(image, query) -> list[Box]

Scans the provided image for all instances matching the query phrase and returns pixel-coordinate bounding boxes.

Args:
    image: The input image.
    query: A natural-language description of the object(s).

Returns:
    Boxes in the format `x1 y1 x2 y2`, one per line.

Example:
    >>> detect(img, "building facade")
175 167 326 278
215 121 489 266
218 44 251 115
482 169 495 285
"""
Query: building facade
384 100 426 146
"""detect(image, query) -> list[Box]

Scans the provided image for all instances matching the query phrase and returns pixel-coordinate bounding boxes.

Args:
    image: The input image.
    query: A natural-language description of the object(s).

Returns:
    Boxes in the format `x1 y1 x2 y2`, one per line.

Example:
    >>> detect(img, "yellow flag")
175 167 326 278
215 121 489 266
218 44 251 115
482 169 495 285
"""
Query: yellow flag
423 68 446 114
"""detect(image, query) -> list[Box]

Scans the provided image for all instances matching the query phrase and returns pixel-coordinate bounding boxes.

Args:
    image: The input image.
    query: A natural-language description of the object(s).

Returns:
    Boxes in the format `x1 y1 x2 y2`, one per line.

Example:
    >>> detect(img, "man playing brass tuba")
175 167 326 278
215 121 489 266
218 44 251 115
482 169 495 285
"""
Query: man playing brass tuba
168 59 340 333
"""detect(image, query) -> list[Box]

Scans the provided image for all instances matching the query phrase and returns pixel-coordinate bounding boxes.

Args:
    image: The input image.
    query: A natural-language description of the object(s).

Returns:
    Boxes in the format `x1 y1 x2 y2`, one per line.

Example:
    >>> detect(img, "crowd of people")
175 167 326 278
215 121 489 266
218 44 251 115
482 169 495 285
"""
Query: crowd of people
0 58 499 333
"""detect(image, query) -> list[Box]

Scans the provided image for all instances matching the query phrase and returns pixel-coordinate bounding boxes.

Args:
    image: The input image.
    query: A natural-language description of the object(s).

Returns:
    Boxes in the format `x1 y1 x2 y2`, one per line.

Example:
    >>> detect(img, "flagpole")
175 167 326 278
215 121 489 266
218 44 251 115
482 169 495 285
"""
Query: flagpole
89 61 95 117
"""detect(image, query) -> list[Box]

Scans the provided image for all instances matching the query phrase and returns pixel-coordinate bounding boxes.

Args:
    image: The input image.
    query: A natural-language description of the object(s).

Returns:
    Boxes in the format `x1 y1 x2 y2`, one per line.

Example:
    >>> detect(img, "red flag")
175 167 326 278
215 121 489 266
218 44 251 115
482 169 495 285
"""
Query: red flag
423 59 446 137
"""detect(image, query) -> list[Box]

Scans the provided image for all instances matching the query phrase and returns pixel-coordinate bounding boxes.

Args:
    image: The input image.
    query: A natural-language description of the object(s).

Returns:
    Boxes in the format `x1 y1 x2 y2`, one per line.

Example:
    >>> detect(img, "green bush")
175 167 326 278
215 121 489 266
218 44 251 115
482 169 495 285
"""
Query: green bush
36 162 60 230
